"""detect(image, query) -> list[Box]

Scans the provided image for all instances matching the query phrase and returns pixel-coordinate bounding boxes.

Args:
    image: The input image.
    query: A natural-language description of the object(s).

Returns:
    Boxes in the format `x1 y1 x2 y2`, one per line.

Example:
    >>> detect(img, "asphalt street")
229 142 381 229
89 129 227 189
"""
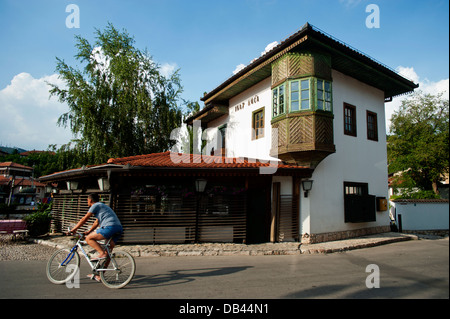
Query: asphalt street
0 238 448 301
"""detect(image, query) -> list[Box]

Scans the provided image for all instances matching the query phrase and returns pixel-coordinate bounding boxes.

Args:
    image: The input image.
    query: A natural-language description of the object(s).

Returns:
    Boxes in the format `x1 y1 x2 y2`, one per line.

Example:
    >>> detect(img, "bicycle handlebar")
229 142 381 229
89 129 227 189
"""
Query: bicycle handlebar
66 227 85 239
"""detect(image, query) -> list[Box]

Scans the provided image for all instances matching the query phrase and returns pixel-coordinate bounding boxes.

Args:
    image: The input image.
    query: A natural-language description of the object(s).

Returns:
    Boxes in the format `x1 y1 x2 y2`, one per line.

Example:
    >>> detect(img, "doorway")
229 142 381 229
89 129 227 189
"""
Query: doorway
246 178 271 244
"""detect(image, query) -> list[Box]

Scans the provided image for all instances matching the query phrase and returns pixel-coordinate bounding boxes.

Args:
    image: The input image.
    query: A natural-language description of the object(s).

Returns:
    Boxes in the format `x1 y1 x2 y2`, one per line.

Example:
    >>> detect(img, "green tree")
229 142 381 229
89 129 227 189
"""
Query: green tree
48 23 184 165
388 91 449 194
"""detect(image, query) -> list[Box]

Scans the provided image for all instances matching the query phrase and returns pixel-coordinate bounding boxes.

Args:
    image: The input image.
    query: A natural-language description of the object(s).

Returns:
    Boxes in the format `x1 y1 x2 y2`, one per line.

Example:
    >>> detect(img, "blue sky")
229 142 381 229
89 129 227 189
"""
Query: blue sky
0 0 448 150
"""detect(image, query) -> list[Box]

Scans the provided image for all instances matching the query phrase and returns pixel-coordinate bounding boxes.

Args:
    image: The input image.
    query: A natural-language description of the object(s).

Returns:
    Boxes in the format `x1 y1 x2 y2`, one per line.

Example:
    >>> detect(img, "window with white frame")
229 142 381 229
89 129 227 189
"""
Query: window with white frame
317 79 332 111
272 77 332 118
272 84 285 117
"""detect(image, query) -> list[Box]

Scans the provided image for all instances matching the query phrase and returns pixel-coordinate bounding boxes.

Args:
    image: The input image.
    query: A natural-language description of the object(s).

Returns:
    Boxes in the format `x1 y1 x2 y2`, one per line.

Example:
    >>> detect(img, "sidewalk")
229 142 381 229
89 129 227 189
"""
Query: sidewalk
31 232 417 257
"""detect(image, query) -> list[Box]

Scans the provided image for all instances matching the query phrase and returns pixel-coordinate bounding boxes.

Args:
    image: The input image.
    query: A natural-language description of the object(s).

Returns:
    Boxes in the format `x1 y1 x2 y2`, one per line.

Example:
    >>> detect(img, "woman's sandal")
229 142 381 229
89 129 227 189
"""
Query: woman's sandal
87 274 101 282
90 256 107 262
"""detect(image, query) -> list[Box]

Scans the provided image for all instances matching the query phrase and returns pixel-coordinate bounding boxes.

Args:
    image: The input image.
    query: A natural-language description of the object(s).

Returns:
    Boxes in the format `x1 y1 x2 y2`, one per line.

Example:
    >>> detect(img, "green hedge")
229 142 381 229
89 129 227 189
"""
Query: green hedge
23 203 52 237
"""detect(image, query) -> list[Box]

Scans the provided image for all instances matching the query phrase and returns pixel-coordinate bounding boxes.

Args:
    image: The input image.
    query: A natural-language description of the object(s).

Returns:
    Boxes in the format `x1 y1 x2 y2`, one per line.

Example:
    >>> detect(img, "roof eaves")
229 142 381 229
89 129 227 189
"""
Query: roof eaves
195 22 418 114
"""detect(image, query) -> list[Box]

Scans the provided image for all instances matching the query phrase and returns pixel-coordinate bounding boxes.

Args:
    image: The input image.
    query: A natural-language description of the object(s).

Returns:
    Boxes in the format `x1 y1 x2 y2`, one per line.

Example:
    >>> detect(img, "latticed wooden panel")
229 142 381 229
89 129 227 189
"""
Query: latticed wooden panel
278 120 287 147
272 57 288 86
288 53 314 78
271 120 287 149
315 115 334 145
272 52 331 87
289 116 314 144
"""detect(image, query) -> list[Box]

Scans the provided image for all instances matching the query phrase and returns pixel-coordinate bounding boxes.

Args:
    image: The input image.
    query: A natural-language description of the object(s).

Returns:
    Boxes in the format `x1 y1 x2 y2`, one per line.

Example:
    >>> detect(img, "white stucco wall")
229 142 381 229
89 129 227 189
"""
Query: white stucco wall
307 70 390 234
204 69 391 237
391 201 449 231
205 77 275 161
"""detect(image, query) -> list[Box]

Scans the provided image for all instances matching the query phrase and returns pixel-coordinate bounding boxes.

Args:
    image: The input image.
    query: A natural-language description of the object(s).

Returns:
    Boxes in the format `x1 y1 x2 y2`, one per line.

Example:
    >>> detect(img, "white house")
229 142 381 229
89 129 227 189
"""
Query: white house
41 23 418 245
185 23 418 243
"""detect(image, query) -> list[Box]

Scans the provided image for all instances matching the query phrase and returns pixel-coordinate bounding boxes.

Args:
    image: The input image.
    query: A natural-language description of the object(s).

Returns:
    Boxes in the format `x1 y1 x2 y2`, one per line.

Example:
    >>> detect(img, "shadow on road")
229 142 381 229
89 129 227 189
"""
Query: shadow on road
128 266 253 289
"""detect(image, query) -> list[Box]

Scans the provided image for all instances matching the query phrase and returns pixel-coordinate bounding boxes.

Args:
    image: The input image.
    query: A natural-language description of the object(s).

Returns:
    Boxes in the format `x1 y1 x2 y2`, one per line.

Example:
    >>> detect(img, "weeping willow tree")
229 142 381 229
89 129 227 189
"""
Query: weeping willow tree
48 23 183 165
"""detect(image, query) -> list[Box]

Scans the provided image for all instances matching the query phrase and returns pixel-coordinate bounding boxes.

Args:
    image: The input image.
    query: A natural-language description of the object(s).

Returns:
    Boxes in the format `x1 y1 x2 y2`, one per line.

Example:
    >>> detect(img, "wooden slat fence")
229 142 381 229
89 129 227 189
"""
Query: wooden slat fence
51 192 247 244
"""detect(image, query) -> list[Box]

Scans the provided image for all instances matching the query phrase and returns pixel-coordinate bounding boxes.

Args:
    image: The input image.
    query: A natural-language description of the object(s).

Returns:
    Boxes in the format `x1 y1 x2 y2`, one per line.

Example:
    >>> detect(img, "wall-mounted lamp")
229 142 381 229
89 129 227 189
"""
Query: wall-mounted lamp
195 179 207 193
97 178 110 191
66 181 79 190
302 180 314 198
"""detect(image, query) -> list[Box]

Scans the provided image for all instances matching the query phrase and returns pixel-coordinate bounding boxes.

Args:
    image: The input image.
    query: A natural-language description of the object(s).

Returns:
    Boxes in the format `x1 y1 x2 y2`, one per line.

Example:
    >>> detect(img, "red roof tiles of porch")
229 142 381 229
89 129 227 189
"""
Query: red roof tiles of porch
106 151 306 169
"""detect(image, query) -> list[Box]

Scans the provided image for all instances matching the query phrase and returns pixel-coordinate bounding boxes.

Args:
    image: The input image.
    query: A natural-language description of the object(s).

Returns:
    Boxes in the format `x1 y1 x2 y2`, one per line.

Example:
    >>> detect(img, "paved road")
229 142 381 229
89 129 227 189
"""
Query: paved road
0 238 448 301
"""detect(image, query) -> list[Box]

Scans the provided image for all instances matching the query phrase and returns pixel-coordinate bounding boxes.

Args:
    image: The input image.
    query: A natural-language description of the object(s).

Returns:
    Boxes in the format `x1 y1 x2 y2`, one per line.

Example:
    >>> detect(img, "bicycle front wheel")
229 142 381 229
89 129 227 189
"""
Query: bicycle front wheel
99 251 135 289
46 248 80 285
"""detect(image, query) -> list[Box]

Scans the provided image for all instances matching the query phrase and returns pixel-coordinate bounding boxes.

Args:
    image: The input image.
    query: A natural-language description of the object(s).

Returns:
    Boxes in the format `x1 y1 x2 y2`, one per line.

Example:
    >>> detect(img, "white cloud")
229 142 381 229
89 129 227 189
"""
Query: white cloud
261 41 278 56
396 66 420 84
232 41 279 76
339 0 362 8
0 72 74 150
233 64 246 75
160 62 178 78
385 66 449 132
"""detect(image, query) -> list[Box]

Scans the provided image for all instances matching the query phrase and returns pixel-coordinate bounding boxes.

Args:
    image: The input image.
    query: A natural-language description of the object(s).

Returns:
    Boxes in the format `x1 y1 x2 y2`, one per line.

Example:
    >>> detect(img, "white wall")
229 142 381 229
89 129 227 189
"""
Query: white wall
307 70 390 234
206 77 275 161
204 69 392 236
391 201 449 231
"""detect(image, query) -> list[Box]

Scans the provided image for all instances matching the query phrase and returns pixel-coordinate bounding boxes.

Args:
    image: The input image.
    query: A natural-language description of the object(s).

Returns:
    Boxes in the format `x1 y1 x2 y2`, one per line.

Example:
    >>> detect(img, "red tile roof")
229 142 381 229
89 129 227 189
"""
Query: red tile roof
0 176 45 187
107 151 306 169
0 162 33 170
13 178 46 188
40 152 312 182
0 176 11 186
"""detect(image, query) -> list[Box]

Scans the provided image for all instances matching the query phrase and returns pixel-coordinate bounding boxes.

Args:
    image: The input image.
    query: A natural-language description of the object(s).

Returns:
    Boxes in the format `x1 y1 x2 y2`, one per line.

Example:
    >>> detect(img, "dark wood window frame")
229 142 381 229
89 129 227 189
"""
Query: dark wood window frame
344 103 357 137
252 107 265 140
218 124 227 155
366 110 378 141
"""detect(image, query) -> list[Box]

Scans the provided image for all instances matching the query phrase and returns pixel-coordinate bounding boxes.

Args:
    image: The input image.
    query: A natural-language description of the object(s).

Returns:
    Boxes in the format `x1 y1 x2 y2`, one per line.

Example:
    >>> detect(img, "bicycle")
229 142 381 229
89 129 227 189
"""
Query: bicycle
46 230 135 289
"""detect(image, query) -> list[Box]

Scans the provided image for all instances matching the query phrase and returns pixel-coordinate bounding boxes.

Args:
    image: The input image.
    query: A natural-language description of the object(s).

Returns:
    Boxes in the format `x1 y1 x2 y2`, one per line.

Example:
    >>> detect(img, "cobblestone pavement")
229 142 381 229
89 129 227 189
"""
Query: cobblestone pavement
0 232 424 261
0 237 59 261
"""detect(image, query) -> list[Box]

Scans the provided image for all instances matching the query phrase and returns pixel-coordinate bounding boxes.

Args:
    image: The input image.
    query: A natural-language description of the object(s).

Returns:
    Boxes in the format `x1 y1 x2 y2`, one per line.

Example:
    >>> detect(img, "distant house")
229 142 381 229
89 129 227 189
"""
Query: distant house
40 23 418 244
0 162 46 206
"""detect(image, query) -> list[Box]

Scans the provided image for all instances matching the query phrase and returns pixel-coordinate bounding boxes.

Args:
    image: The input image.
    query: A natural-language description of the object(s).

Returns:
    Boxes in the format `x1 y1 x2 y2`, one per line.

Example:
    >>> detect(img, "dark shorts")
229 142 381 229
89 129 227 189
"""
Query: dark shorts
96 225 123 243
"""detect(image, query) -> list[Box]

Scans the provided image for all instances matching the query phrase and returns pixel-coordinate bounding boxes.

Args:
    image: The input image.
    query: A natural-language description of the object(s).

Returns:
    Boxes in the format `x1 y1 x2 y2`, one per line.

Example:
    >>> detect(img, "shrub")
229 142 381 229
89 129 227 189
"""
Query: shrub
24 203 52 237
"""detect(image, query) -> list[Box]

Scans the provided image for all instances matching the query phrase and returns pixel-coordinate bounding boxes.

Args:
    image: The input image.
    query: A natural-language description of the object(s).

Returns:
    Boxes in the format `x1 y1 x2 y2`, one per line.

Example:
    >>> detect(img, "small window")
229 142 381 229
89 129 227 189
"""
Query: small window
290 81 300 111
366 111 378 141
344 103 357 137
344 182 368 196
289 79 311 111
317 79 332 111
252 108 265 140
300 79 310 110
218 124 227 155
272 85 285 117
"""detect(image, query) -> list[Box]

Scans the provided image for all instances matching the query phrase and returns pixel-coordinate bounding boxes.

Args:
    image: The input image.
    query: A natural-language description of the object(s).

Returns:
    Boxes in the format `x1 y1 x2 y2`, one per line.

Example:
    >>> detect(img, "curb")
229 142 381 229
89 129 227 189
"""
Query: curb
299 234 416 254
30 233 416 257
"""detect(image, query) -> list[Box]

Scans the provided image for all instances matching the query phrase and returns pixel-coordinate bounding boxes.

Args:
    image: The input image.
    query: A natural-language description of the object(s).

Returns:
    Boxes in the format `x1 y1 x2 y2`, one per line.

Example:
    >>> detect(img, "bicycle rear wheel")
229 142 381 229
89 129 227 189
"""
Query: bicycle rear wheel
46 248 80 285
99 251 135 289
